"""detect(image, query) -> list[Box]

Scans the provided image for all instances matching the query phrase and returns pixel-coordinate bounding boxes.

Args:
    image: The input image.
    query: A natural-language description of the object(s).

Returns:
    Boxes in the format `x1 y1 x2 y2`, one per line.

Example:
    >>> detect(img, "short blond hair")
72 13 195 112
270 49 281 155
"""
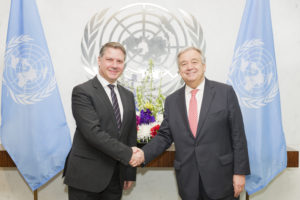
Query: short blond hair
177 46 206 67
99 42 126 60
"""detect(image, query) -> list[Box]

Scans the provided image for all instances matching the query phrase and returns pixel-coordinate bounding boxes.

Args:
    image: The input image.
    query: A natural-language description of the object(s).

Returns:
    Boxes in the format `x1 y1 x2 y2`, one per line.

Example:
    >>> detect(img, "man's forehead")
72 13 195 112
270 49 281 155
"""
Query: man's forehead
179 56 201 63
103 48 125 57
179 50 201 59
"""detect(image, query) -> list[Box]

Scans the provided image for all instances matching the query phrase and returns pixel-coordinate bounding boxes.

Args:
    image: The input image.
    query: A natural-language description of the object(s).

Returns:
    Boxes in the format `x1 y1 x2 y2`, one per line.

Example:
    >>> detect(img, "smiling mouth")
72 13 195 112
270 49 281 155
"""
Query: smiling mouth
185 72 196 75
108 69 119 73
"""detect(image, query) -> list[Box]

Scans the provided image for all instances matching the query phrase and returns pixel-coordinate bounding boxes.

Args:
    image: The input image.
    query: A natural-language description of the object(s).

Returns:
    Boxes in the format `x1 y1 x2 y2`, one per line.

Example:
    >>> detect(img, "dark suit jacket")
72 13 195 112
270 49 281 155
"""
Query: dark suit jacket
63 76 137 193
143 78 250 199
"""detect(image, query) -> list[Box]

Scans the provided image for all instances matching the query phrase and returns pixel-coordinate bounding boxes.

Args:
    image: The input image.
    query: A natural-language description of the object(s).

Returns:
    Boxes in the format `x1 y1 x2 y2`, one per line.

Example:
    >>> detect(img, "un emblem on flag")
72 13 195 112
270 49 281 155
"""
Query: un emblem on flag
228 39 279 109
4 35 56 105
81 3 206 96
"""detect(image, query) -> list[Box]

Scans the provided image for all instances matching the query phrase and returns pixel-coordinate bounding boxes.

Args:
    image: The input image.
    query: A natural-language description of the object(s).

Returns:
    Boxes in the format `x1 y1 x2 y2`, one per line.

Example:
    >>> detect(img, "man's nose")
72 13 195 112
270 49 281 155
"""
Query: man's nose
186 63 193 70
112 60 118 67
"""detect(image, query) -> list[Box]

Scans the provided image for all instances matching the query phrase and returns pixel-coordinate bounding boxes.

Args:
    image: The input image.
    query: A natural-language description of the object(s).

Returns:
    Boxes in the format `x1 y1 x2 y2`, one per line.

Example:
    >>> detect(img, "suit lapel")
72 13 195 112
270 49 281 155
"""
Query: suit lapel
178 86 189 127
92 77 111 108
92 77 119 132
196 79 215 139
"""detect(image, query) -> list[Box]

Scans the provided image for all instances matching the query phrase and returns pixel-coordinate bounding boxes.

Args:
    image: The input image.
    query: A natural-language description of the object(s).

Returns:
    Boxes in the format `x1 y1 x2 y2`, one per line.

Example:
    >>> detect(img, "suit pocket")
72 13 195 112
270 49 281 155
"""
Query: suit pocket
207 109 226 119
72 148 97 160
174 160 181 170
219 153 233 166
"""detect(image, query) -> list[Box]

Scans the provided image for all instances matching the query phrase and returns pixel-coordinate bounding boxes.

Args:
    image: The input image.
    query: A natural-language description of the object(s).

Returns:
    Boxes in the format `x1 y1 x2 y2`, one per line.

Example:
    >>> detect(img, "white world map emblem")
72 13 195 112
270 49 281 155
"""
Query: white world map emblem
4 35 56 104
81 3 206 96
228 39 279 109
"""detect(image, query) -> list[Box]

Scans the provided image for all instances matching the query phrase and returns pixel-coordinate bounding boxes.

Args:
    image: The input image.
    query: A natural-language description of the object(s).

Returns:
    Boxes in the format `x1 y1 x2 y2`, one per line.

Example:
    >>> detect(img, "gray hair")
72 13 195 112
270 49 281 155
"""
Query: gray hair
177 46 206 67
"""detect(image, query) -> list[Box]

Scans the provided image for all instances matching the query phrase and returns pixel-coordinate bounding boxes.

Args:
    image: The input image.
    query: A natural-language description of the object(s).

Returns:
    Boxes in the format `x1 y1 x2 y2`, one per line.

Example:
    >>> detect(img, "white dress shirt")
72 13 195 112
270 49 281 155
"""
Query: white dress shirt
185 79 205 120
97 74 124 121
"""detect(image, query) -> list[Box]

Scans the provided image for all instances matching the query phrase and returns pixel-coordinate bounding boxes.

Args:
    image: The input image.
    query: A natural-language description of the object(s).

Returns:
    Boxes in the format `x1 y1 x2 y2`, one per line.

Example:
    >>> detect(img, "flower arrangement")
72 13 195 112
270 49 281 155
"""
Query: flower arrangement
135 60 165 143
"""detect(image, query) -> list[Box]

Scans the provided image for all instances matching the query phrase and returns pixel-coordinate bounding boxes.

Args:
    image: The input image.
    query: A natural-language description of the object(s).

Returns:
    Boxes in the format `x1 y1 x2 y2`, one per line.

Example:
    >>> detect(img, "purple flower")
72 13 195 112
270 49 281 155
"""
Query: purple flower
140 109 155 124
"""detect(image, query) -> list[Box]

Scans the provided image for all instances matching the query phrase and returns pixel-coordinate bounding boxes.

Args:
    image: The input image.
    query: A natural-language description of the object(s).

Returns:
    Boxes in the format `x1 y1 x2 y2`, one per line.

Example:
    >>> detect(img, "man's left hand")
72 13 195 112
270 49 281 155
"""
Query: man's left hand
233 174 246 198
123 181 134 190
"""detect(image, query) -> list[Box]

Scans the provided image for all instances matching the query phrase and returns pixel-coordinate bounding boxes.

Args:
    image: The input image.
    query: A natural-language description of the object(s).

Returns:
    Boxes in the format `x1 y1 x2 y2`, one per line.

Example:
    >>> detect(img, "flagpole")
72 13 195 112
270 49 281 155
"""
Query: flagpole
34 189 38 200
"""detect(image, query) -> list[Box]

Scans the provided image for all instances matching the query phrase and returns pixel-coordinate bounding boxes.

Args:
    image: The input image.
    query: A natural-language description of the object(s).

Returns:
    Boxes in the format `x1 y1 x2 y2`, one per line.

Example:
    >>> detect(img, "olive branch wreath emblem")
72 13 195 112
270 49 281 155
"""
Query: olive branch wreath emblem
228 39 278 109
4 35 57 105
81 7 206 77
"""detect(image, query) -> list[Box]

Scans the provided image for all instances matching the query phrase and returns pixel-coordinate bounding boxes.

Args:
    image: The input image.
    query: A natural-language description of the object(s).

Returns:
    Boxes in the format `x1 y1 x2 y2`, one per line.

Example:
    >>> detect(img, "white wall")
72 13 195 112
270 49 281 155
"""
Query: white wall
0 0 299 199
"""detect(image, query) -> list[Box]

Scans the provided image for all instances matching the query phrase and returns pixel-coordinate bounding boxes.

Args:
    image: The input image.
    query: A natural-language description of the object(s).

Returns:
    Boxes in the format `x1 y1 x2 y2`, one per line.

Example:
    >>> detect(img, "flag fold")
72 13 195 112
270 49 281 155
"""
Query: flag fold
228 0 287 195
0 0 71 190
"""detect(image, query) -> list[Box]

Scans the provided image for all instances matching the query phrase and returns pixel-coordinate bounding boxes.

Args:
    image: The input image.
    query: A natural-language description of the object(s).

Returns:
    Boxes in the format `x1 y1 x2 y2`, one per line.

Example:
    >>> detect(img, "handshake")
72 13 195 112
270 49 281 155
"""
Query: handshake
129 147 145 167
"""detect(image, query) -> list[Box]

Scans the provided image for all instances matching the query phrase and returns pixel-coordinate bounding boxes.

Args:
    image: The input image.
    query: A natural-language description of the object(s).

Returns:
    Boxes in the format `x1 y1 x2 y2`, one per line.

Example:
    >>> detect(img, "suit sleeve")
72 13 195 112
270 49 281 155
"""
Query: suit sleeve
72 86 132 165
228 86 250 175
123 93 137 181
142 97 173 164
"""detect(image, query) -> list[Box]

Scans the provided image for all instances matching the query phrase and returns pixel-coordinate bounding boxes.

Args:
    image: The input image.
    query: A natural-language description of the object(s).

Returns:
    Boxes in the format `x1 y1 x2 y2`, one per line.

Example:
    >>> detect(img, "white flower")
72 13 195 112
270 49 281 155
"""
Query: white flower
156 114 164 124
137 123 156 140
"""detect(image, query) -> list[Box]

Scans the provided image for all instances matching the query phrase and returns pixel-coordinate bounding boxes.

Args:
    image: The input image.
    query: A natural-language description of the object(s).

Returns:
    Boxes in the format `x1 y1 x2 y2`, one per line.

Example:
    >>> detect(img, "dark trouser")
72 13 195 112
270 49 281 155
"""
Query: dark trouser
68 164 122 200
197 176 239 200
178 157 238 200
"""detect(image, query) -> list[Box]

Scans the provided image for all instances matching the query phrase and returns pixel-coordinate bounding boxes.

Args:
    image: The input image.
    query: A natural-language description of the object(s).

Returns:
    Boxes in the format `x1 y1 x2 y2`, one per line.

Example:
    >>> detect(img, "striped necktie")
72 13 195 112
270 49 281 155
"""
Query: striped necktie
108 84 122 130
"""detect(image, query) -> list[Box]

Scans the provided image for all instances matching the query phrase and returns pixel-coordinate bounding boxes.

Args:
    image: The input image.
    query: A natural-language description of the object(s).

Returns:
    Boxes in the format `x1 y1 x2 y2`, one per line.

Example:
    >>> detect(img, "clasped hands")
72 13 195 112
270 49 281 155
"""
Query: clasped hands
129 147 145 167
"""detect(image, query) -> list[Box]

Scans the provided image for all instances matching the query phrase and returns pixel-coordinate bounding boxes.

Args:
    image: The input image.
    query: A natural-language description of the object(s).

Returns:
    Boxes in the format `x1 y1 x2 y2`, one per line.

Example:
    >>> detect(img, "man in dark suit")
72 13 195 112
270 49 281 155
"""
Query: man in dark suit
131 47 250 200
64 42 138 200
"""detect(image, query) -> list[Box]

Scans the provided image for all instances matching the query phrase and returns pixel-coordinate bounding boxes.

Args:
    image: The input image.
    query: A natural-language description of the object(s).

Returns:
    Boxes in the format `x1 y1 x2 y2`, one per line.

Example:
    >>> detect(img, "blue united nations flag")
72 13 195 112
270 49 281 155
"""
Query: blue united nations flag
0 0 71 190
228 0 287 195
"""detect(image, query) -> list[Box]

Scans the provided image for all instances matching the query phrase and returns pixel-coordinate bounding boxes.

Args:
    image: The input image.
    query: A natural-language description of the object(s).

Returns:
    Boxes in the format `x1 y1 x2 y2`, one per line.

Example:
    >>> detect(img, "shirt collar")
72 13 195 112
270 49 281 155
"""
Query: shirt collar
185 79 205 95
97 73 118 88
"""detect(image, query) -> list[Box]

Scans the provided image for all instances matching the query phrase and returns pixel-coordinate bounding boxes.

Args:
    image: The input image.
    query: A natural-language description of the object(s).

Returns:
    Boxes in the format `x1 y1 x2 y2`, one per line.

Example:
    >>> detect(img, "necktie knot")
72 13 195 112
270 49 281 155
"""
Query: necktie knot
108 84 115 90
191 89 199 97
